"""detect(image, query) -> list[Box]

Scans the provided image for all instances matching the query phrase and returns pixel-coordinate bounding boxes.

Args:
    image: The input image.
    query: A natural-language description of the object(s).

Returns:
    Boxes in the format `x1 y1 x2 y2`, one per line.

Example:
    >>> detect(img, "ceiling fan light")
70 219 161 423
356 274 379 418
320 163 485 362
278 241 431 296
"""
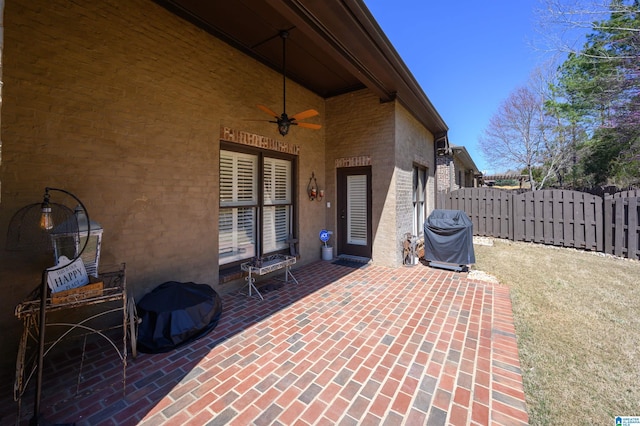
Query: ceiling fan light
278 122 290 136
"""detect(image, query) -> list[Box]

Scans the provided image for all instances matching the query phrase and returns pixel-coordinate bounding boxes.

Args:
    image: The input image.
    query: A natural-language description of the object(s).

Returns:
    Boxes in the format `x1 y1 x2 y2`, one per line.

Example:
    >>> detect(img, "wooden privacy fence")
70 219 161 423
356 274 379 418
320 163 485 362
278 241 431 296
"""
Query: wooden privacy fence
437 188 640 260
604 190 640 259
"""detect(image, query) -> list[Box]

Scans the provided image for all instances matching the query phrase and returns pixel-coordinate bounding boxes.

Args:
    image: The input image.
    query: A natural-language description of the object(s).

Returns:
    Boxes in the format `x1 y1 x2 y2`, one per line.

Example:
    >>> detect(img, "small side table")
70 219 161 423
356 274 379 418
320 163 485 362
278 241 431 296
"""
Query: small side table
240 255 298 300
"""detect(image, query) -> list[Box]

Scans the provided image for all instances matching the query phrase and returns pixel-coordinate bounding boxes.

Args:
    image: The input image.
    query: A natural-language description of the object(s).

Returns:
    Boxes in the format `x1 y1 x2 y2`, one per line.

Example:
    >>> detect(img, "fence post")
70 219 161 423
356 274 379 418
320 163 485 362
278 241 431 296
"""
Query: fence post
629 197 640 260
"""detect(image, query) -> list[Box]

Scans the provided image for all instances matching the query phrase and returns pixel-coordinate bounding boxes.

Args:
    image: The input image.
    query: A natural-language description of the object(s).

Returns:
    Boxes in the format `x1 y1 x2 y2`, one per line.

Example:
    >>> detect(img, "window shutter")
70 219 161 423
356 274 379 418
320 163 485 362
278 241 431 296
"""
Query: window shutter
264 158 291 205
219 150 257 265
220 155 234 204
220 150 257 207
219 207 256 264
219 209 234 256
263 157 291 253
263 206 290 252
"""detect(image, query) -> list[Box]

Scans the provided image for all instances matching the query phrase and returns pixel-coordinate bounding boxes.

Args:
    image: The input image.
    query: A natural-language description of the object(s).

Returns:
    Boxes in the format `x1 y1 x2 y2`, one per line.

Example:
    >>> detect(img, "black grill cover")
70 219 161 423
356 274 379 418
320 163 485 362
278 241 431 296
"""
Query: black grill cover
136 281 222 354
424 209 476 265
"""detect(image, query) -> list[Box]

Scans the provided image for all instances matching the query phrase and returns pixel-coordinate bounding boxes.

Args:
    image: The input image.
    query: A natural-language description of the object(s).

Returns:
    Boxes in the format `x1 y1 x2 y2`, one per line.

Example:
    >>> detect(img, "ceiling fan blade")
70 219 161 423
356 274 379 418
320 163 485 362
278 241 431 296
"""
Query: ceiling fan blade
291 109 319 121
257 104 280 119
243 119 276 123
295 122 322 130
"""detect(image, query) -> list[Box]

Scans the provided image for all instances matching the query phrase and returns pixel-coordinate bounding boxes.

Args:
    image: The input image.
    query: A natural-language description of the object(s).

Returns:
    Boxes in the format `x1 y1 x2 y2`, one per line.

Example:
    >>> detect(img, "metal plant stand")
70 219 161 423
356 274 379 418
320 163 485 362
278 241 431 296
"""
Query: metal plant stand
13 264 136 420
241 255 298 301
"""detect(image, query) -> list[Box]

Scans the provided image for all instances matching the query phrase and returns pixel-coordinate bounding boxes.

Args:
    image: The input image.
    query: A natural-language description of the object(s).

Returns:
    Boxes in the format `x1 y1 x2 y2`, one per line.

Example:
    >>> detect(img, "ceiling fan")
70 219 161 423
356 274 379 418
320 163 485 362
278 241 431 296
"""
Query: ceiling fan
256 30 321 136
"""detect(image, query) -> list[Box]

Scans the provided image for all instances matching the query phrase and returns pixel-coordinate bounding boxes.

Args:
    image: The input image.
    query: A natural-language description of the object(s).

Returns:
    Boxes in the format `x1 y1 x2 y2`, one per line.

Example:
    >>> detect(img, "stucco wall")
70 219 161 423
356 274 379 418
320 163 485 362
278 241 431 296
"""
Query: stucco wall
0 0 326 377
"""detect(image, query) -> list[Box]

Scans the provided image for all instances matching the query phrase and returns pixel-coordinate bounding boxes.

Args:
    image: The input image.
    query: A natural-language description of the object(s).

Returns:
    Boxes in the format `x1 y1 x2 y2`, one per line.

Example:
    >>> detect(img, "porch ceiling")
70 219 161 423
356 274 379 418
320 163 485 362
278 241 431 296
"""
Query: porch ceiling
154 0 448 135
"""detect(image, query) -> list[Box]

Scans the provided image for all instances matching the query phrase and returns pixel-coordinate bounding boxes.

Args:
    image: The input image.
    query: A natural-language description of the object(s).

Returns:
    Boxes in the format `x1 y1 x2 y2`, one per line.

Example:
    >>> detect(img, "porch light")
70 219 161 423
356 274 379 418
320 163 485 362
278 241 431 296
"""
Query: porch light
39 191 54 230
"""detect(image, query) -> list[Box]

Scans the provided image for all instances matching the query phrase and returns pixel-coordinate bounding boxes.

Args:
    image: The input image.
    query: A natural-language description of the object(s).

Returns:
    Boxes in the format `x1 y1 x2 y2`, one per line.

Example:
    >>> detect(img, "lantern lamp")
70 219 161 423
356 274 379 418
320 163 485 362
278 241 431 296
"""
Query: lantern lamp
50 205 103 277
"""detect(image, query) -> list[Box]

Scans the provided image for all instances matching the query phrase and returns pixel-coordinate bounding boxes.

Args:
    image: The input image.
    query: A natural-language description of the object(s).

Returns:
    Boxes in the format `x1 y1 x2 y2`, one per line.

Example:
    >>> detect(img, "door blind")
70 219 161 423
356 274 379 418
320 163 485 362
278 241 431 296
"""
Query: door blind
347 175 367 245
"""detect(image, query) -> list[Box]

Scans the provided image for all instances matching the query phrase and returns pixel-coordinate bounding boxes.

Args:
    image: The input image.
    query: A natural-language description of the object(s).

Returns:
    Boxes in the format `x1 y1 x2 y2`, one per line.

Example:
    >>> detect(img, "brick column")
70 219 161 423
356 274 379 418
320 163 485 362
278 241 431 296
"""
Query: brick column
436 155 453 193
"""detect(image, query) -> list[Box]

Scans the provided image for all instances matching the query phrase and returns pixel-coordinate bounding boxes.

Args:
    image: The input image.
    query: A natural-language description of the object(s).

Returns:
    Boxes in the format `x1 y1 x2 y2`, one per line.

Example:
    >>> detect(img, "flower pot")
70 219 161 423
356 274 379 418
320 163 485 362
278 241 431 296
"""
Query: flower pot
321 245 333 261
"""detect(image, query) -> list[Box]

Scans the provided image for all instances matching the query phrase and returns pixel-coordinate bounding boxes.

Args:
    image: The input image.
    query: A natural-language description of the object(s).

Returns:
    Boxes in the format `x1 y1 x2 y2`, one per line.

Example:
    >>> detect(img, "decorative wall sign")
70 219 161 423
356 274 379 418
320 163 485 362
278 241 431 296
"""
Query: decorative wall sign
47 256 89 293
220 126 300 155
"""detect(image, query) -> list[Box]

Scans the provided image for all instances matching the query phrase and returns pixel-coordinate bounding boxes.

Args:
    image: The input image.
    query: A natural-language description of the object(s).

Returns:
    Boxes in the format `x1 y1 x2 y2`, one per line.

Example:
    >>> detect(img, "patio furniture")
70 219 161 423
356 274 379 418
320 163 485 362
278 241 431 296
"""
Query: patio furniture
13 264 132 417
240 254 298 301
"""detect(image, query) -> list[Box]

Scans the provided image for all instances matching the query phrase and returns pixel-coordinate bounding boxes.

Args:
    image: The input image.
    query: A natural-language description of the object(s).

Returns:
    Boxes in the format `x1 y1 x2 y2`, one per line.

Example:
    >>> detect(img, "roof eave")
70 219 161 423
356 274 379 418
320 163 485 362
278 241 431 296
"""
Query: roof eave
451 145 480 173
269 0 449 135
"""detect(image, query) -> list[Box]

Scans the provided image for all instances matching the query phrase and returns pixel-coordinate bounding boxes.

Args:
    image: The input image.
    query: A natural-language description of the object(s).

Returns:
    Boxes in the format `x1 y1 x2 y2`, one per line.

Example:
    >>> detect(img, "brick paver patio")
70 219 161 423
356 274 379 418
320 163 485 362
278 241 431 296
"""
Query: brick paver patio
1 260 528 425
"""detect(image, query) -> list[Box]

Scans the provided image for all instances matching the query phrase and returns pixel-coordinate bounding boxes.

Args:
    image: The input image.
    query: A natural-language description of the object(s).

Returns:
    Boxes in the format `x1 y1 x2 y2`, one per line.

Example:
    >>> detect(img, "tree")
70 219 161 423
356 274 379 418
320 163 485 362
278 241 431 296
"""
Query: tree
541 0 640 187
480 69 573 190
480 87 541 188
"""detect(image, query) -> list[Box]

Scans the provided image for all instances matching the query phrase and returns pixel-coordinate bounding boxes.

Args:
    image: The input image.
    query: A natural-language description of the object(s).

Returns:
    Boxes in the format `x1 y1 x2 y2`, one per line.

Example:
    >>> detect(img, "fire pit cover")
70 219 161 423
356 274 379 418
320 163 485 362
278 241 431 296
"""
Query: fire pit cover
424 209 476 265
136 281 222 353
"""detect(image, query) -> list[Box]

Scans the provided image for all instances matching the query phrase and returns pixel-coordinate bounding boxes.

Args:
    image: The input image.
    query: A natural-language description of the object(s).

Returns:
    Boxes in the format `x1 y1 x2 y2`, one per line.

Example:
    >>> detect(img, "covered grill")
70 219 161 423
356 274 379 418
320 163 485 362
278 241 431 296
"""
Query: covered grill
423 209 475 271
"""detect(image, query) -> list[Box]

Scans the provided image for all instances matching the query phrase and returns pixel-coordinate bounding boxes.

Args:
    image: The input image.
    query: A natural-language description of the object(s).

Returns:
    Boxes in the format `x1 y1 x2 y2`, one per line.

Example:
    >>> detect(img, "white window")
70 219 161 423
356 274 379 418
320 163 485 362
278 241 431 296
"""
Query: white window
413 166 427 238
219 148 294 266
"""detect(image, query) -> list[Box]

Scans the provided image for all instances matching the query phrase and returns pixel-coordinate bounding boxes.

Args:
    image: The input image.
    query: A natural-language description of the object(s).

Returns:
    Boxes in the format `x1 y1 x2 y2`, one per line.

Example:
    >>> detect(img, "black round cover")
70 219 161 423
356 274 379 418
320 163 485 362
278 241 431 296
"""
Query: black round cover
136 281 222 354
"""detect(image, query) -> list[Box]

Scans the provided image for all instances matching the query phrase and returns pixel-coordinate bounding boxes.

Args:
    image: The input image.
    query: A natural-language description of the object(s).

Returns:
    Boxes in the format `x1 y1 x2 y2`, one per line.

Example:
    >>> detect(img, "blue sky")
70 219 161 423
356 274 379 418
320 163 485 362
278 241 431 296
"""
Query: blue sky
363 0 548 174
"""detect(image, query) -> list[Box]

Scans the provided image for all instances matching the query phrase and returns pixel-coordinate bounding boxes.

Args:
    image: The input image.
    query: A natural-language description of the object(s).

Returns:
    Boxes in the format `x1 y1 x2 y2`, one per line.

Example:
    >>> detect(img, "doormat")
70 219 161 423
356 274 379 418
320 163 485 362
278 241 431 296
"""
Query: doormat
331 259 369 269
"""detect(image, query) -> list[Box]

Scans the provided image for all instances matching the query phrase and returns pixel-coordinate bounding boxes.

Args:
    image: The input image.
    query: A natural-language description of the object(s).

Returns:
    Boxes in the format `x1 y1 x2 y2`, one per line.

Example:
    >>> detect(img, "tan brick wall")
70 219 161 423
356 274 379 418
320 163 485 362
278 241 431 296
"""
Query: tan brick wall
437 154 472 192
394 103 436 263
324 89 396 266
0 0 441 378
324 92 435 268
437 155 454 192
0 0 325 376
